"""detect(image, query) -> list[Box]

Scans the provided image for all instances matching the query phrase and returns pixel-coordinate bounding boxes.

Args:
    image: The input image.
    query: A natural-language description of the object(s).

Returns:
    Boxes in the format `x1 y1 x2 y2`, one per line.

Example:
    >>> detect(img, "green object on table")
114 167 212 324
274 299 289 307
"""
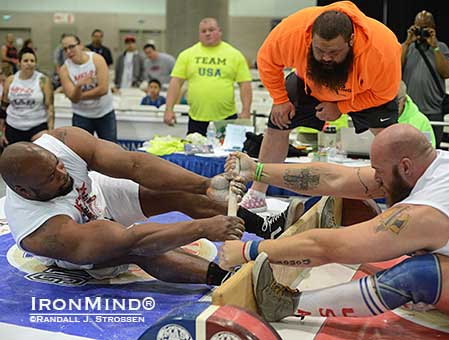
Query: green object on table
145 135 186 156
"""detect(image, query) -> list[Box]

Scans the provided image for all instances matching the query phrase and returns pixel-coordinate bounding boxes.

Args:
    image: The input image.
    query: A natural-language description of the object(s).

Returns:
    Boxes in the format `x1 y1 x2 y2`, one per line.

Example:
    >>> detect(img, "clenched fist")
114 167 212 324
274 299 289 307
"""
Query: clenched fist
207 173 247 204
218 240 246 270
204 215 245 241
225 152 256 182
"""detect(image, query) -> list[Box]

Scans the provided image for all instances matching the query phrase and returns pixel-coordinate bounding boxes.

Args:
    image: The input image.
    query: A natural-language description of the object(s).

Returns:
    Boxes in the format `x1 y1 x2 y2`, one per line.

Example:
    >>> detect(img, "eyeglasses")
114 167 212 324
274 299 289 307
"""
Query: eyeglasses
63 43 79 52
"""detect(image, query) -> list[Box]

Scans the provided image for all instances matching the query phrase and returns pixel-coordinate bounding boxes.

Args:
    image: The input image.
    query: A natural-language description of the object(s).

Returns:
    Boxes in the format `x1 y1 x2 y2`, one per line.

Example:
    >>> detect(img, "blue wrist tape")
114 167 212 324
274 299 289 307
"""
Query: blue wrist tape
249 240 261 260
374 253 442 310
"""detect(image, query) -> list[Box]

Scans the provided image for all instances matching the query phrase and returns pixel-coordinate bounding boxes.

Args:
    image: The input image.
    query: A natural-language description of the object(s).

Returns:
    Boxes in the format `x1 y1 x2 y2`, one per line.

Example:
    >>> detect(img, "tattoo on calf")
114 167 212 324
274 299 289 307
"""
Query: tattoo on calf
375 206 410 234
283 168 320 190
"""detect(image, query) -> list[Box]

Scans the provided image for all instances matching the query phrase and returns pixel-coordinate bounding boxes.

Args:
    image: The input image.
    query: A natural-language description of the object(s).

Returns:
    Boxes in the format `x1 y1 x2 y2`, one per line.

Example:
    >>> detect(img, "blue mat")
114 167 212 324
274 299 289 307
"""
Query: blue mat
0 212 260 340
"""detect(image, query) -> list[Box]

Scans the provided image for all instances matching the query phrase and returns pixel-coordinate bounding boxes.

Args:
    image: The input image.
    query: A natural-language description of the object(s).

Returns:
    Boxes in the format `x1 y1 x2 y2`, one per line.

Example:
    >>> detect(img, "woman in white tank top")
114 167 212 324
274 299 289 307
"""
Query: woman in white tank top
59 34 116 143
0 47 54 147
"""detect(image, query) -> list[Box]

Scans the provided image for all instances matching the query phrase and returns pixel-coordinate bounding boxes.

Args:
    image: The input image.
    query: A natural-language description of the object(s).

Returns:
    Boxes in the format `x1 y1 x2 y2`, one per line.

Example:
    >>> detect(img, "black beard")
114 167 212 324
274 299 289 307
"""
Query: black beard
58 175 74 197
306 45 353 93
385 166 413 207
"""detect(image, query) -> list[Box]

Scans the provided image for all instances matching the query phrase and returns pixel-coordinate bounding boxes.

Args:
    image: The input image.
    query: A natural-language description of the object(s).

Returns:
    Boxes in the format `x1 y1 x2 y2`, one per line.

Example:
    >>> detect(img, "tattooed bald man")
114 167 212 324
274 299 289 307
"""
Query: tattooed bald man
220 124 449 321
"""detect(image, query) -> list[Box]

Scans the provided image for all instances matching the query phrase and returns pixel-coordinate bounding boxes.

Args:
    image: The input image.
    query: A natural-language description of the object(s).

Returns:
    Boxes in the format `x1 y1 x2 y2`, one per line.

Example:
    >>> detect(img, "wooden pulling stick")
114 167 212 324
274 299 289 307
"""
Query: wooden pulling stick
227 157 240 216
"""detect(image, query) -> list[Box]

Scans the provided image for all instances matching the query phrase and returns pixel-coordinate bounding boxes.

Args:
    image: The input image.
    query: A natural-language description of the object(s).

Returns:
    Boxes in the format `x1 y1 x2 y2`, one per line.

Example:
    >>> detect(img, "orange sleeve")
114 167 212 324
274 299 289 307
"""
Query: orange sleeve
256 28 291 105
337 43 401 114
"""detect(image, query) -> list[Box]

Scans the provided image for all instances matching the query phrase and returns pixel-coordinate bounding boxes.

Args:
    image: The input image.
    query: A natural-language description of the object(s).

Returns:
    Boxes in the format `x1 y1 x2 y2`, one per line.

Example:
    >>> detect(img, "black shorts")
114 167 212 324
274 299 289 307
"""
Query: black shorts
5 122 48 145
267 72 398 134
187 113 238 136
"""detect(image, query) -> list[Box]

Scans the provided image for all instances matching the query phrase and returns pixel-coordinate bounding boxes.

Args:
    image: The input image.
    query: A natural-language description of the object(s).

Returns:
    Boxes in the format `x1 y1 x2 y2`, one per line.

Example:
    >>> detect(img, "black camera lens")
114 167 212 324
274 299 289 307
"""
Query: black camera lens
421 28 431 38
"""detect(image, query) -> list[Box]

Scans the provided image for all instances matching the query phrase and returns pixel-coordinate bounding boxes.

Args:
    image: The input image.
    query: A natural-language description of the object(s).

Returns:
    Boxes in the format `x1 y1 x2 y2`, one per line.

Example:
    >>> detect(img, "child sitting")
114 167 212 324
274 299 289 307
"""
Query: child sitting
141 78 166 108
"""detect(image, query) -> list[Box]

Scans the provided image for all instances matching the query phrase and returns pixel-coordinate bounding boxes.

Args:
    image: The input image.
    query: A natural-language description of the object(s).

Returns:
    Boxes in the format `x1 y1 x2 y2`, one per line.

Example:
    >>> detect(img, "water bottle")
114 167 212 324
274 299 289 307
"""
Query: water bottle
206 122 216 146
318 125 337 162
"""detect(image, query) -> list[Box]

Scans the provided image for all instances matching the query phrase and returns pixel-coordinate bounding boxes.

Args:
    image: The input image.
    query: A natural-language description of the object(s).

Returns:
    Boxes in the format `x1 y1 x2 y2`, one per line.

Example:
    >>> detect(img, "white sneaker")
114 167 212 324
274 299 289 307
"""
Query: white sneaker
240 189 267 213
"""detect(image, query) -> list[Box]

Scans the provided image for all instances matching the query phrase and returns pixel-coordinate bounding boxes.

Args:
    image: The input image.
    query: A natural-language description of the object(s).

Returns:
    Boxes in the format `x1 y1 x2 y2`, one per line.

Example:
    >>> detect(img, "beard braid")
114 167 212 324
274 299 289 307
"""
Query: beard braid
306 45 354 93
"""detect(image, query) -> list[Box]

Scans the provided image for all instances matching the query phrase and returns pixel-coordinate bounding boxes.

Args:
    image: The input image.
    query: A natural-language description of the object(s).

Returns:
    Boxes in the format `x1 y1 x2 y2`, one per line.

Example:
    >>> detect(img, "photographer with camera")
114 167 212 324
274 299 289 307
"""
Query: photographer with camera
402 10 449 148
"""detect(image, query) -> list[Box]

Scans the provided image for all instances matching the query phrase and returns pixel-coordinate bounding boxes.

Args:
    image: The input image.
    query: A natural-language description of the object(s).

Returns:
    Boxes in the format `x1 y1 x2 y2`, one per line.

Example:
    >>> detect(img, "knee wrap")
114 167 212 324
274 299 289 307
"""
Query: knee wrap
374 254 442 310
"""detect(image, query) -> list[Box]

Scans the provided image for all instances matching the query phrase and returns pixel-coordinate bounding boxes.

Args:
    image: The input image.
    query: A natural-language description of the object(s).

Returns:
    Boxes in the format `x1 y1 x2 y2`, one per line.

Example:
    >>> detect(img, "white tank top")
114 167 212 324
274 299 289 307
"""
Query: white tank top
397 150 449 256
64 52 113 118
6 71 47 130
5 134 108 251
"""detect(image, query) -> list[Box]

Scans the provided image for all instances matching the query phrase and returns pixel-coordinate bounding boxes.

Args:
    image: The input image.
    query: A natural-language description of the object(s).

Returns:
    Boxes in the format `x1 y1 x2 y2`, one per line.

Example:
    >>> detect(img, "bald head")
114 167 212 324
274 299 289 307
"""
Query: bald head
0 142 49 188
371 124 435 164
0 142 73 201
370 124 436 206
415 10 436 29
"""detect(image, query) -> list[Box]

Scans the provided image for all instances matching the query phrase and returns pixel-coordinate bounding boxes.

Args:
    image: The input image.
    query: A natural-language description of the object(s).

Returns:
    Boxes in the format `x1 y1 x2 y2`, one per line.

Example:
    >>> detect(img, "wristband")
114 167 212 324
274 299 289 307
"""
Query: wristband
433 46 440 52
242 240 261 262
254 162 264 182
242 241 252 262
249 240 261 260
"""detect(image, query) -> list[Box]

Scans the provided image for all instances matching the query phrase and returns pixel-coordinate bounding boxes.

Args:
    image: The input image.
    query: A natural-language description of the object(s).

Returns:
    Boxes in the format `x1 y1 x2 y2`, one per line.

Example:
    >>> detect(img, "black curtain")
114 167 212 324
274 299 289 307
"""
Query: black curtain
317 0 449 46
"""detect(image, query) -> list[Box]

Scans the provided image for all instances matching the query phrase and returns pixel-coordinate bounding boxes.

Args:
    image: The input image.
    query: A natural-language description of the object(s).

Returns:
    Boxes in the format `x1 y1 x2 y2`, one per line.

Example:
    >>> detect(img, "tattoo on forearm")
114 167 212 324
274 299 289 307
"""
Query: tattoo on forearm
375 206 410 234
283 168 320 191
272 258 312 266
356 167 373 198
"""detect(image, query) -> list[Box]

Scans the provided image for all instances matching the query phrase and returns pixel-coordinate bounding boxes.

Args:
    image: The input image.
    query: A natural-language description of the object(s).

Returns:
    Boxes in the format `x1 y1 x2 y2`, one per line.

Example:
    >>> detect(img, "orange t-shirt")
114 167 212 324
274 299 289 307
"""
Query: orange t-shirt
257 1 401 114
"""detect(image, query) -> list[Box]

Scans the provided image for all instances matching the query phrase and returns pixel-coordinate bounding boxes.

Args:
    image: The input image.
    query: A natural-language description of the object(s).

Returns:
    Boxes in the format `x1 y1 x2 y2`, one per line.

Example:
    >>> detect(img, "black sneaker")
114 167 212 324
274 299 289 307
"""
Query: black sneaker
261 199 304 239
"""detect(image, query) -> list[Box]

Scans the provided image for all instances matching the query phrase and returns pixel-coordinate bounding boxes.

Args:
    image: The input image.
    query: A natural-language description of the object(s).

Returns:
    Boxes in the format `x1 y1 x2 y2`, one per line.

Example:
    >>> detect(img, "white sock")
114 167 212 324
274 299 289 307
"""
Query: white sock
248 188 266 199
294 276 388 317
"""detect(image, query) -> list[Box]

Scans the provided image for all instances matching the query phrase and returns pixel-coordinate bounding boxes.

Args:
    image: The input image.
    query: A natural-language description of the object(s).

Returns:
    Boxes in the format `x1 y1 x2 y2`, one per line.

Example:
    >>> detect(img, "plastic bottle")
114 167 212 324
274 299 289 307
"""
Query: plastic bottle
206 122 216 146
318 125 337 162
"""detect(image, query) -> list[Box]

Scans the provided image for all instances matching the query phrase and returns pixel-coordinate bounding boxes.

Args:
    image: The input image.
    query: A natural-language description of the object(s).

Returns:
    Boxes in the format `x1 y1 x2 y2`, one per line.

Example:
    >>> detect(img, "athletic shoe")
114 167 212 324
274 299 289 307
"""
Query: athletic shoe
319 196 339 228
261 198 304 239
252 252 301 322
240 189 267 213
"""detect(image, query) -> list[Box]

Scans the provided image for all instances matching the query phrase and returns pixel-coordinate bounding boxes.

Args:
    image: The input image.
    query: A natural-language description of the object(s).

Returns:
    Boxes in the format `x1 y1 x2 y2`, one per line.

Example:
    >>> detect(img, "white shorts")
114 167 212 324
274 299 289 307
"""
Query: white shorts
36 256 129 280
90 171 147 227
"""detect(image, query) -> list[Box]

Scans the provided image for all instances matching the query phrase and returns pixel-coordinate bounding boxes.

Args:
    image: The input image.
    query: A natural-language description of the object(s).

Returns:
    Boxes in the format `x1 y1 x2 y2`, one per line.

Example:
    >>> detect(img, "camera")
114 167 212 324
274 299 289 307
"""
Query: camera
412 27 431 39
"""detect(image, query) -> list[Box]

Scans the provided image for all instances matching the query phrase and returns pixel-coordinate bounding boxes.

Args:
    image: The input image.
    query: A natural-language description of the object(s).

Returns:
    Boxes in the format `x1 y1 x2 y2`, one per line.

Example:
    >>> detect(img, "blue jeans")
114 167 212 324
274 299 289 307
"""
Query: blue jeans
72 110 117 143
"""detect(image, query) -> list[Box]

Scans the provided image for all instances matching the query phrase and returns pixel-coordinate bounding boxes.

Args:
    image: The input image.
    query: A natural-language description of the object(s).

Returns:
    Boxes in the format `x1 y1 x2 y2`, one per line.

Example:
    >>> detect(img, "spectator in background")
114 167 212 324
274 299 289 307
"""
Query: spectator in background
143 43 175 86
141 78 166 108
1 33 19 74
23 39 36 53
86 29 113 67
0 47 54 147
240 2 401 212
52 33 68 91
0 67 6 98
59 34 116 143
164 17 252 136
397 80 436 147
114 35 144 90
401 10 449 148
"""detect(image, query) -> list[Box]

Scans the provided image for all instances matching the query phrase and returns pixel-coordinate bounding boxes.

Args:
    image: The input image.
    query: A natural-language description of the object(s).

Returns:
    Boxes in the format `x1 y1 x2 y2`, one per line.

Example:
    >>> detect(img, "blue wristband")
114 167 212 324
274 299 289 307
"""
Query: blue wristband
249 240 261 260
